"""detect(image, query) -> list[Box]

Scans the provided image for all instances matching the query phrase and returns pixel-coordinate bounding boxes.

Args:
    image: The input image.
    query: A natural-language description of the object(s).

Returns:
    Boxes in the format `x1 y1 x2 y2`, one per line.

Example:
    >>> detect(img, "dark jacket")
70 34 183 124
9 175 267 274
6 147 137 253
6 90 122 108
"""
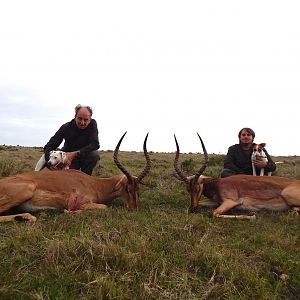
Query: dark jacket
223 144 276 175
44 119 99 160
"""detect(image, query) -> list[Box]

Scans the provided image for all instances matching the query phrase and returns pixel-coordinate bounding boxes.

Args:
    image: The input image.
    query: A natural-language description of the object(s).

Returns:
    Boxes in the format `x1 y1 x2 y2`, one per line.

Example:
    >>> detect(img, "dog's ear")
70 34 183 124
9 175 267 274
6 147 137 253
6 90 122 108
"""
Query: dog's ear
252 143 257 148
260 143 266 148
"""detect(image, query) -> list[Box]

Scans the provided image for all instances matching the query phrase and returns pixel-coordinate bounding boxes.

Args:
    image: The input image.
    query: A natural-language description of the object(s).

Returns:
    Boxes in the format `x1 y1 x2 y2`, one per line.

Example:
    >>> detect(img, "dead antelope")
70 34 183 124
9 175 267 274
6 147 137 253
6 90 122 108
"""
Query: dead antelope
174 133 300 216
0 132 151 222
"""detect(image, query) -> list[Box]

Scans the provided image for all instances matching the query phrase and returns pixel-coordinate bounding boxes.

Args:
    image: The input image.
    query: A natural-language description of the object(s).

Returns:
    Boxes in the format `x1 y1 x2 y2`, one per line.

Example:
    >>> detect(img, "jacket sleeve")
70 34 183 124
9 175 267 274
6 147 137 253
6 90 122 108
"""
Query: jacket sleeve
78 120 100 157
223 146 244 174
43 125 66 160
264 149 277 172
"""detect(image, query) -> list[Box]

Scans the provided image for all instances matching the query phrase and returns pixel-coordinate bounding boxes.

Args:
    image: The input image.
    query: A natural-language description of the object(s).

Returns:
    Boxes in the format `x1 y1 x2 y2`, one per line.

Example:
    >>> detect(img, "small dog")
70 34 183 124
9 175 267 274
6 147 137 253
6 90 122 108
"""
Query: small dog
251 143 271 176
48 150 69 170
34 151 69 171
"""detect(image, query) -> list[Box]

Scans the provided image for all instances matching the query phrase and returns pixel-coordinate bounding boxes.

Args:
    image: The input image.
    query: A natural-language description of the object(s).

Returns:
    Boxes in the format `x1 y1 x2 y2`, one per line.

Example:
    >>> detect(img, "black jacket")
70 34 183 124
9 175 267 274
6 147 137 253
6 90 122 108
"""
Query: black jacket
44 119 99 160
223 144 276 175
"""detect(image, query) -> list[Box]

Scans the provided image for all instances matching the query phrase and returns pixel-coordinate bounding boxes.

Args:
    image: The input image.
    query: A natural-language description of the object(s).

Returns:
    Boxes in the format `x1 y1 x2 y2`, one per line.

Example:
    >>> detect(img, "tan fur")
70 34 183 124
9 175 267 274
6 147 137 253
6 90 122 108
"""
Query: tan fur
0 170 140 222
195 175 300 216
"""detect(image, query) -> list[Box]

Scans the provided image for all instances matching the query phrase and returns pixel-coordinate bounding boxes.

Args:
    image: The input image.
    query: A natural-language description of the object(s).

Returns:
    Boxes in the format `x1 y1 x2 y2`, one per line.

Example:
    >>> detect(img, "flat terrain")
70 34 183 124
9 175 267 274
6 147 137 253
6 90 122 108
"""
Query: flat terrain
0 146 299 299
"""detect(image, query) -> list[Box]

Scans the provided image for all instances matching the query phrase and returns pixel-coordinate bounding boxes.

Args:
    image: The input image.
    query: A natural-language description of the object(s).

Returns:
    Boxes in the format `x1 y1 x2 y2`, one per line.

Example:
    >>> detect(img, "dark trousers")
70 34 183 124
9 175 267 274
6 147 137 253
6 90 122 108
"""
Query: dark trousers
220 168 238 178
70 151 100 175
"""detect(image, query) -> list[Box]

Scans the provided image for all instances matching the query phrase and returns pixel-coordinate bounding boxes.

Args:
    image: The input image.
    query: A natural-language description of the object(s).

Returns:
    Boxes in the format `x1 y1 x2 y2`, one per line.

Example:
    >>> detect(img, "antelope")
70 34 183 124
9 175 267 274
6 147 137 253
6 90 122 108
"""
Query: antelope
174 133 300 216
0 132 151 222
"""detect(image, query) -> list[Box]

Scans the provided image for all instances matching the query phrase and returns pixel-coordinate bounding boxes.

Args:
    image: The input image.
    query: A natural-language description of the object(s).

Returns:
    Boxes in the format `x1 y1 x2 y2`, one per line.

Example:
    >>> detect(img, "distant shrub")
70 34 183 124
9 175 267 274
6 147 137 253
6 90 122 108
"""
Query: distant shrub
180 158 197 174
0 159 16 177
208 155 225 166
93 164 104 176
204 167 222 178
0 158 25 177
7 147 18 152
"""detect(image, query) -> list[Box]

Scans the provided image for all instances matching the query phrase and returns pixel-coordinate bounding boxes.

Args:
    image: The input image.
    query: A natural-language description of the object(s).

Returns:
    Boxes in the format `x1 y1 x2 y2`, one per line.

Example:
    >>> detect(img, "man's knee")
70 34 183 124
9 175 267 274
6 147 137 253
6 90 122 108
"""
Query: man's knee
220 168 237 178
88 151 100 163
80 151 100 175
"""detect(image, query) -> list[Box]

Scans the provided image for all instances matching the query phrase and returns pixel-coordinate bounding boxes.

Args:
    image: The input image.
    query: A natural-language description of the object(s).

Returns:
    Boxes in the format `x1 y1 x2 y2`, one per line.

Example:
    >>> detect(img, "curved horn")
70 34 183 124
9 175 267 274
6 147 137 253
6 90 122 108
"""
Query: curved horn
174 133 209 183
137 133 152 182
173 134 189 184
194 132 209 181
114 131 133 184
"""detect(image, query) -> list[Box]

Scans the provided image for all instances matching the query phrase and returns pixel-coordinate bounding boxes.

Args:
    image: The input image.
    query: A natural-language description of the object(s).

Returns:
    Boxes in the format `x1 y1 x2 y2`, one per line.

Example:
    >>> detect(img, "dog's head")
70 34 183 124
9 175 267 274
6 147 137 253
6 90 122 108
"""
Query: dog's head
252 143 267 160
48 151 67 169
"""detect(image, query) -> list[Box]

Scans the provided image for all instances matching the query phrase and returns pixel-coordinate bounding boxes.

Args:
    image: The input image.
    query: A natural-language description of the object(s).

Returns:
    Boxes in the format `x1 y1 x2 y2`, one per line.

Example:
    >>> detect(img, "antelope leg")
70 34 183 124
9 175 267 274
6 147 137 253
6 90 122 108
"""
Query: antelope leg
0 213 37 222
215 214 256 220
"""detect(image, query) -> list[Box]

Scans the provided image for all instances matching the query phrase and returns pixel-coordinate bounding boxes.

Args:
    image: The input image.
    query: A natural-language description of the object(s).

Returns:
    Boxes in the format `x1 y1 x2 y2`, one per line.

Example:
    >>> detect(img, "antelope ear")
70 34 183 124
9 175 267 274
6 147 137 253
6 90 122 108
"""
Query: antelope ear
111 175 127 193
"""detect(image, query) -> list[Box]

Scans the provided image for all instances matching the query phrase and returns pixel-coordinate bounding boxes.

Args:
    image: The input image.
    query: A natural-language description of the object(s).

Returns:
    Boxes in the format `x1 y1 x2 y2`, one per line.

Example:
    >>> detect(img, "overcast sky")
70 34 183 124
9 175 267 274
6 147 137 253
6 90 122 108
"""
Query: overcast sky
0 1 299 156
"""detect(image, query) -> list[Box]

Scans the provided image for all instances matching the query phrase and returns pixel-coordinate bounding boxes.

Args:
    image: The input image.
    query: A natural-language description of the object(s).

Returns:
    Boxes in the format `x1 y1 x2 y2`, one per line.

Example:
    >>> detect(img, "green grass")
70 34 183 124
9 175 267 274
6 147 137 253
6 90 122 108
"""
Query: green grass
0 146 299 299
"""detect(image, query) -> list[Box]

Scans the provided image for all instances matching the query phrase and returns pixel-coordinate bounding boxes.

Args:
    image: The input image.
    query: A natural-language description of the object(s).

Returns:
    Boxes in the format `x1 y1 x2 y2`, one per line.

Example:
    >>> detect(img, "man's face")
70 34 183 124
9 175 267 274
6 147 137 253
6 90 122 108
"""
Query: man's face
75 108 91 129
239 130 254 144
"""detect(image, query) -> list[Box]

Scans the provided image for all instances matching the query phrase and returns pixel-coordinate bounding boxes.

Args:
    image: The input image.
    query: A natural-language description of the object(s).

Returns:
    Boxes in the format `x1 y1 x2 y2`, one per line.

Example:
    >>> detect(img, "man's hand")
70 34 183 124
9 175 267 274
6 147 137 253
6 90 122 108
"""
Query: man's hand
253 156 267 168
65 151 80 166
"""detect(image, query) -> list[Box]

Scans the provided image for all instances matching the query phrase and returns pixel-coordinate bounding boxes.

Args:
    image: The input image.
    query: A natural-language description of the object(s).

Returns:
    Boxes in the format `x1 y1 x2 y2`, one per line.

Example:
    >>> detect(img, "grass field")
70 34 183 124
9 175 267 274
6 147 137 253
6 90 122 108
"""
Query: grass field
0 146 299 299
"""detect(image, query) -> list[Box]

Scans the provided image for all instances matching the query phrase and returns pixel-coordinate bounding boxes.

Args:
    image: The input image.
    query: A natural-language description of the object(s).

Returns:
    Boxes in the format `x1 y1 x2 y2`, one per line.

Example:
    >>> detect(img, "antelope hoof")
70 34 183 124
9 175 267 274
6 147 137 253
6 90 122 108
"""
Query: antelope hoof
212 209 222 217
64 209 82 214
15 213 37 222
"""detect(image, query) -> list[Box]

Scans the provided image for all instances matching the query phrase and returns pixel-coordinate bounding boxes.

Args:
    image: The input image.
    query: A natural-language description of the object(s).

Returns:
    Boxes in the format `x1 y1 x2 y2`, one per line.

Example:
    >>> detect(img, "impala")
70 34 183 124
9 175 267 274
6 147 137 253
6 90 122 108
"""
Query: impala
174 133 300 216
0 132 151 222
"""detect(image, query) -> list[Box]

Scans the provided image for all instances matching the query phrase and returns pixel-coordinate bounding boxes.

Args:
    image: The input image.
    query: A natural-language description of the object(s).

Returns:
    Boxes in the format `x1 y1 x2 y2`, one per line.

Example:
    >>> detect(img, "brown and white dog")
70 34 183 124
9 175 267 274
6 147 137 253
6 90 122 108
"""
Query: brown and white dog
251 143 271 176
35 151 69 171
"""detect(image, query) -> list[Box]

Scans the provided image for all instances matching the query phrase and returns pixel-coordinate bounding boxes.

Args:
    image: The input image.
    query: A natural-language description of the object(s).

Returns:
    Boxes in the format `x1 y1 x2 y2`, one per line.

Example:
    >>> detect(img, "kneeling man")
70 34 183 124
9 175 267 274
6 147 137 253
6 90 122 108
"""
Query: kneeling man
35 104 100 175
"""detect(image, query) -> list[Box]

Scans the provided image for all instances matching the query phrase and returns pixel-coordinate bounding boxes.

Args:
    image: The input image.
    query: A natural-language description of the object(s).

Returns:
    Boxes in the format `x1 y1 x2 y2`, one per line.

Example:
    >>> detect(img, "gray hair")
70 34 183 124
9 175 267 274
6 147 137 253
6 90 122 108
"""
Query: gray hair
75 104 93 116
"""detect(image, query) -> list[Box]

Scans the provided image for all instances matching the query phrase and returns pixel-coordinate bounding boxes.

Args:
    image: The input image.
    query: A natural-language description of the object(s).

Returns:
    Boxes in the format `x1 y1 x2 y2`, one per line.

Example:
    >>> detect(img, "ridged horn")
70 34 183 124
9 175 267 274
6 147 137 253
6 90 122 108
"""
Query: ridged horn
173 134 189 184
137 133 151 182
174 133 209 183
114 131 133 184
194 132 209 181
